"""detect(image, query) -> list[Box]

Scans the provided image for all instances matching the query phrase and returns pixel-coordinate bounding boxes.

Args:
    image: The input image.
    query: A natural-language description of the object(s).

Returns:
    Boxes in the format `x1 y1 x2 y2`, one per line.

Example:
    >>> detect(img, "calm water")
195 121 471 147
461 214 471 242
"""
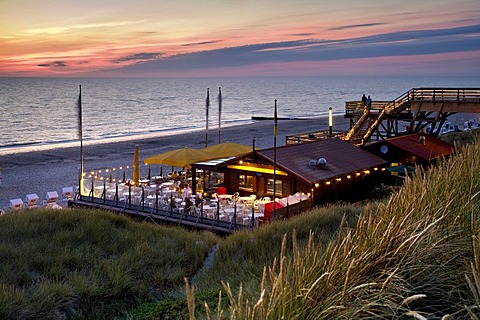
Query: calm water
1 76 479 153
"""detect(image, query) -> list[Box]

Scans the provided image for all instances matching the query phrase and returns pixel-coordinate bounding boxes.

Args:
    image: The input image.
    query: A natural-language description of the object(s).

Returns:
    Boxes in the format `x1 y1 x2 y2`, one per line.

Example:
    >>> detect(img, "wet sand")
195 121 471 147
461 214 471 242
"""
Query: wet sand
0 116 348 210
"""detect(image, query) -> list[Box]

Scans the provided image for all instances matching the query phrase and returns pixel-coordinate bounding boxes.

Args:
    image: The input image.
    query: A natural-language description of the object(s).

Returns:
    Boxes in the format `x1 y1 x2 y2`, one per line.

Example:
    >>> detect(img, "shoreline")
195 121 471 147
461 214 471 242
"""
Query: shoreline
1 112 478 210
0 116 347 210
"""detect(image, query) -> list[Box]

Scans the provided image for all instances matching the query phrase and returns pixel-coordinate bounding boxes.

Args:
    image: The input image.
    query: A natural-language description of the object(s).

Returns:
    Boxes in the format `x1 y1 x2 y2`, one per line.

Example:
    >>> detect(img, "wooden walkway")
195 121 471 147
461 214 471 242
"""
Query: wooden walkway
287 88 480 146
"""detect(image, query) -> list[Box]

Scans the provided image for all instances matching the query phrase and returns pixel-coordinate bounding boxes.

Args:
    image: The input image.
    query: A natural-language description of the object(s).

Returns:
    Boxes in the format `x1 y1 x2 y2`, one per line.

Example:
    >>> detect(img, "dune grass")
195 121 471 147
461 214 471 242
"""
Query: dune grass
0 209 218 319
189 138 480 319
3 131 480 319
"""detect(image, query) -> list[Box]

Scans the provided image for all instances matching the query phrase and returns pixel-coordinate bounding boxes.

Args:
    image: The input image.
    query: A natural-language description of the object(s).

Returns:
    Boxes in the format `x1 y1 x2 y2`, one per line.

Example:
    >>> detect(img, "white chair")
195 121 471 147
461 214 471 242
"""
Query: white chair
25 194 39 208
62 187 74 201
9 198 23 210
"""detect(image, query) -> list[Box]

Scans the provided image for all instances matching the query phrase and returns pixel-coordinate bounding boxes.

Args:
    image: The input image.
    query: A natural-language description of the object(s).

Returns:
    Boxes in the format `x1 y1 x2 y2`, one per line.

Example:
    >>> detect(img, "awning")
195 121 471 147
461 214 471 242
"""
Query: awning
144 142 253 168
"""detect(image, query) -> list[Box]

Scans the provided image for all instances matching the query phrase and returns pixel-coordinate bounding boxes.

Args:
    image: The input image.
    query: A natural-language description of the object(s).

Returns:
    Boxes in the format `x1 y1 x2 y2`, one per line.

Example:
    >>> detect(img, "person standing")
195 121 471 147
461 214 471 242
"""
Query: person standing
361 94 367 107
367 95 372 110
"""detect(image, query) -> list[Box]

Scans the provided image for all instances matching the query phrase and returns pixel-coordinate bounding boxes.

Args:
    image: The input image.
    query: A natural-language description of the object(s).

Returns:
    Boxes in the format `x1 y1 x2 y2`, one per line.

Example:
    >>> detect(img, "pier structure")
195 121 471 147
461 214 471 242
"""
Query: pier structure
287 88 480 146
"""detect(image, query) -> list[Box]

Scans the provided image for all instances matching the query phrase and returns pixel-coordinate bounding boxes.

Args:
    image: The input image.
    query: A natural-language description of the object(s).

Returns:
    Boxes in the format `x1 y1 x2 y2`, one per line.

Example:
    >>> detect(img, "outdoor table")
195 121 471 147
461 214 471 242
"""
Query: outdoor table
161 182 174 187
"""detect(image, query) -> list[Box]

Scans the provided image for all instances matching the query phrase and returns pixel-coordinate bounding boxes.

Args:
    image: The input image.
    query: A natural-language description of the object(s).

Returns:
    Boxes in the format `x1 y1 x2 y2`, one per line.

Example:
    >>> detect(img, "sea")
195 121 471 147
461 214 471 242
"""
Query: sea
0 75 479 154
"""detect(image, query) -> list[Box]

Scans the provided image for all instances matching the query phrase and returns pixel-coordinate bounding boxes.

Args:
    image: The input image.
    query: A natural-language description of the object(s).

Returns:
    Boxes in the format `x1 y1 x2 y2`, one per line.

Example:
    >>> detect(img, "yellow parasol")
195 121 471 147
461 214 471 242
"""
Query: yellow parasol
201 142 252 158
133 145 140 186
144 147 213 168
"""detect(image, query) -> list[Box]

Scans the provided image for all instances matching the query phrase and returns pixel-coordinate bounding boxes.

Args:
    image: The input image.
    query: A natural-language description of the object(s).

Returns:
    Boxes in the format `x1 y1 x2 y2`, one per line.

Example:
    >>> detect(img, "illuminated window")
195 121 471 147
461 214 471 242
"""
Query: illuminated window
239 174 254 191
267 179 282 196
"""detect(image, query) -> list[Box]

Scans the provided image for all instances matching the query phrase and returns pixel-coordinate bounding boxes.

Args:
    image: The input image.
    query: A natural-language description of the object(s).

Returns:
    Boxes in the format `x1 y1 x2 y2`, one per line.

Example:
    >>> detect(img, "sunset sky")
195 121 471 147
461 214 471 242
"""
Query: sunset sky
1 0 479 77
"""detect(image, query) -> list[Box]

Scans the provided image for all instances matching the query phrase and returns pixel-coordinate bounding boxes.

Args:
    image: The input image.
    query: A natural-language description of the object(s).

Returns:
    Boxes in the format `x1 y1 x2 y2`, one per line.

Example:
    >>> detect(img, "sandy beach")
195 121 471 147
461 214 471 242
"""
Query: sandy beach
0 116 349 210
2 111 478 210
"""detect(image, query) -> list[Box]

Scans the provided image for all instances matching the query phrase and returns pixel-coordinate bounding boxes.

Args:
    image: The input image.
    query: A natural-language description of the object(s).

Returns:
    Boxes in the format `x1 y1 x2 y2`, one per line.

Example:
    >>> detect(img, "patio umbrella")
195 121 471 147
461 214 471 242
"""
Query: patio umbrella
144 147 213 168
201 142 252 158
133 145 140 186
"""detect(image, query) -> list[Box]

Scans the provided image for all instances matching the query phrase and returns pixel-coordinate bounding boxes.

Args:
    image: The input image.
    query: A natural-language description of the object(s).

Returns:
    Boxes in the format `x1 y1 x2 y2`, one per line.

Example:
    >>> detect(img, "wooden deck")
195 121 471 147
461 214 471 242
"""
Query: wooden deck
70 196 254 235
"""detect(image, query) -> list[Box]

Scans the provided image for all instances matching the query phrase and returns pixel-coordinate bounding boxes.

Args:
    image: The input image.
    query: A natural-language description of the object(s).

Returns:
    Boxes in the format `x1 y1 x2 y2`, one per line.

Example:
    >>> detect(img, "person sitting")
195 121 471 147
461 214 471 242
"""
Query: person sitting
194 194 203 207
185 197 194 213
171 171 179 180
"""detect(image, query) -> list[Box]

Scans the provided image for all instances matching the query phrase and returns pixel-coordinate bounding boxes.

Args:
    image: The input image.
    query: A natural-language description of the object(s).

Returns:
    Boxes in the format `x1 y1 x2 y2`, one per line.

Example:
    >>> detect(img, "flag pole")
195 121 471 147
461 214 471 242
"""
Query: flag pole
273 99 278 220
205 88 210 147
218 87 222 144
78 85 84 196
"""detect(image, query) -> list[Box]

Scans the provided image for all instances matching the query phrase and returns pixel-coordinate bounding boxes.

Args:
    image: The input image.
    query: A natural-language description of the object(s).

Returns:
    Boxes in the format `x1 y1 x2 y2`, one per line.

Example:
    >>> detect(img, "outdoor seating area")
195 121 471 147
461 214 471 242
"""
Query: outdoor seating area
80 175 311 229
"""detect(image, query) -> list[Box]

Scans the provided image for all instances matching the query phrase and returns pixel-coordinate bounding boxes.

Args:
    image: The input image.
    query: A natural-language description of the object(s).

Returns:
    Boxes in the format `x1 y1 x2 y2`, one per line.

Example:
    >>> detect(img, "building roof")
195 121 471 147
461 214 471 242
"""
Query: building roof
255 138 387 184
385 133 455 161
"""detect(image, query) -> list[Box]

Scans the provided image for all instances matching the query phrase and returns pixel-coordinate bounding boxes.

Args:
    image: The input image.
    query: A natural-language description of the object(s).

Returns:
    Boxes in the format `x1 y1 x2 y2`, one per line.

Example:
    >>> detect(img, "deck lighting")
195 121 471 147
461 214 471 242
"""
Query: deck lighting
307 192 311 197
119 166 123 170
364 170 370 174
315 182 320 188
239 160 243 164
356 172 361 176
336 178 342 182
325 181 331 185
374 167 378 171
347 175 351 179
381 168 386 171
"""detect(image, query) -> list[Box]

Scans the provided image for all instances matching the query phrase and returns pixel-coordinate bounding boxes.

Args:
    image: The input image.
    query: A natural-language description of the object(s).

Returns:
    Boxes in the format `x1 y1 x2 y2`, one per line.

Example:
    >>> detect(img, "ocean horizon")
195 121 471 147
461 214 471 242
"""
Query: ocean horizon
1 75 479 154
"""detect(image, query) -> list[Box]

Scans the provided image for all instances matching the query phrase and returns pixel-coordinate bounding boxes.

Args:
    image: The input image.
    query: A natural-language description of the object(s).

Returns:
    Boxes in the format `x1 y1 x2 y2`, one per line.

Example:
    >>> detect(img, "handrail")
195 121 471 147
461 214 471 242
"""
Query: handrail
344 108 370 141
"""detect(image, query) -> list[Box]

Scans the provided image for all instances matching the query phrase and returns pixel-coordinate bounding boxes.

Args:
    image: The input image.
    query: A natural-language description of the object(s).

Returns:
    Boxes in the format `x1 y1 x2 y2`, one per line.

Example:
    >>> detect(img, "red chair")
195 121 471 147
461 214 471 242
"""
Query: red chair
215 186 226 195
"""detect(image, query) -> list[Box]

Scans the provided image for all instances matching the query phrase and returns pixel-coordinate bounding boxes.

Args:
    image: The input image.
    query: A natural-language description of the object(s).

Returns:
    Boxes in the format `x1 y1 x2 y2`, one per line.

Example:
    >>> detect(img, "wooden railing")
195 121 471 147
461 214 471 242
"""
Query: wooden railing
409 88 480 102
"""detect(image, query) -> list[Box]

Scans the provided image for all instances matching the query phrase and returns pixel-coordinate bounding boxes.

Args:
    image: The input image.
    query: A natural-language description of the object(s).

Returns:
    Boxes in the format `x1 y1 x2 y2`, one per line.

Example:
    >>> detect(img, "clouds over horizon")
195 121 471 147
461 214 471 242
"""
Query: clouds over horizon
37 61 67 68
102 24 480 76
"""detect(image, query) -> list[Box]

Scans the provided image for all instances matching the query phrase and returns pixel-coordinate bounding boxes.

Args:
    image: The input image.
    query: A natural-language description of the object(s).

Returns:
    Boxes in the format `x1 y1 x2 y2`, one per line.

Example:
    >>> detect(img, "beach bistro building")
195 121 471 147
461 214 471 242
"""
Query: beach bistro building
364 132 456 166
364 133 456 180
193 138 388 211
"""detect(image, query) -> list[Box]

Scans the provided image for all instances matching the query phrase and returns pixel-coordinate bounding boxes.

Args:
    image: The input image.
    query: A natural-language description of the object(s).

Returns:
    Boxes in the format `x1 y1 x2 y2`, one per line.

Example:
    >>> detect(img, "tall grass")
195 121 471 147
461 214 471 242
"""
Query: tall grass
192 203 363 294
197 140 480 319
0 208 218 319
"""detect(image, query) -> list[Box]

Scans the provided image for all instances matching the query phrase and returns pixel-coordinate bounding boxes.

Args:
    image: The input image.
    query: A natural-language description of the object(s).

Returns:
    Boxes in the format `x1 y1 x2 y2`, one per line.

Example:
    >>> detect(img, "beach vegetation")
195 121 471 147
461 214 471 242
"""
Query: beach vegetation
183 136 480 319
0 209 218 319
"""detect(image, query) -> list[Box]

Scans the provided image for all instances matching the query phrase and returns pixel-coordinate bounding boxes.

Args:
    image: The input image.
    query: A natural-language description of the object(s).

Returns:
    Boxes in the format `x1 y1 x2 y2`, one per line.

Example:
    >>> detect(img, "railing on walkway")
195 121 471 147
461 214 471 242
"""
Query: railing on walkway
74 179 311 234
286 129 346 144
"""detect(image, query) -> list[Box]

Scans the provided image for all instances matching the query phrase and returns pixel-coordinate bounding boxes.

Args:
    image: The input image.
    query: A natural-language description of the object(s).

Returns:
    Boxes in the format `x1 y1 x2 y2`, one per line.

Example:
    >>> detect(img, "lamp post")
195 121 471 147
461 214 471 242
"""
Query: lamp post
328 107 333 137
